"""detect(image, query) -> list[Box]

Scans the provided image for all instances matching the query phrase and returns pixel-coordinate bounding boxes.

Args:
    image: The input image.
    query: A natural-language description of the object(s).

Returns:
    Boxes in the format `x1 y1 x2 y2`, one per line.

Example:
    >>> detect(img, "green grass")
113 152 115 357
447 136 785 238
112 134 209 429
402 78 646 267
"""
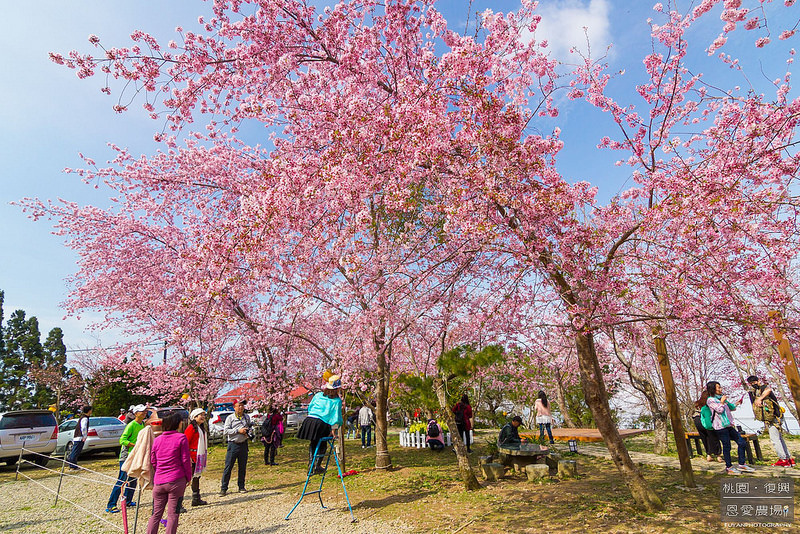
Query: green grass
4 429 800 532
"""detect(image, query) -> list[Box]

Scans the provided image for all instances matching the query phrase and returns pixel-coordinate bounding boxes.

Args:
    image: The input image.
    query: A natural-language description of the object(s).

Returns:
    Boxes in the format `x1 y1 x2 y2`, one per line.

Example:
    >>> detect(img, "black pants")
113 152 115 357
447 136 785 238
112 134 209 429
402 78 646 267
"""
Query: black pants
221 441 248 491
178 463 201 513
263 441 277 464
456 423 471 451
309 438 328 470
428 440 445 451
693 415 721 456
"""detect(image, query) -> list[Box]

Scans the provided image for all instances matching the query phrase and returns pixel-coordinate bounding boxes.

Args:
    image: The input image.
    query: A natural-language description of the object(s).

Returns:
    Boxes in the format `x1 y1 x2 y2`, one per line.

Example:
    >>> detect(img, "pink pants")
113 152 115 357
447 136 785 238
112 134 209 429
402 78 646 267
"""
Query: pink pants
146 478 187 534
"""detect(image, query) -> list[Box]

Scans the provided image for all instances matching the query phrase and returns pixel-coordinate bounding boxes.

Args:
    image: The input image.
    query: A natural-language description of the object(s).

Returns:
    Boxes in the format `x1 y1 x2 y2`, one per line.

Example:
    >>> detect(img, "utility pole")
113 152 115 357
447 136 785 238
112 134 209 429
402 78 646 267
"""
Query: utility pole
653 328 696 488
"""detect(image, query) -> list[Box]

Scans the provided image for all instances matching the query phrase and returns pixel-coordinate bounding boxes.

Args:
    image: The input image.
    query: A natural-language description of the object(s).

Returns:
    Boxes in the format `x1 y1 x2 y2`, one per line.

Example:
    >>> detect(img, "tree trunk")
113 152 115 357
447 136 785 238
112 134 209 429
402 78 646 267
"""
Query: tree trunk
575 331 663 511
555 370 577 428
374 345 392 469
434 375 481 490
652 411 669 455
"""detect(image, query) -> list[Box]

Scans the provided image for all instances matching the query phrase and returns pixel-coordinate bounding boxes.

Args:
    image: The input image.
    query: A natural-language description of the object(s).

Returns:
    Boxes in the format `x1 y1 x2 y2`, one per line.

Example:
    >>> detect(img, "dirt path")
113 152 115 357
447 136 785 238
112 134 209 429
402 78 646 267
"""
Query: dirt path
580 438 800 478
0 466 413 534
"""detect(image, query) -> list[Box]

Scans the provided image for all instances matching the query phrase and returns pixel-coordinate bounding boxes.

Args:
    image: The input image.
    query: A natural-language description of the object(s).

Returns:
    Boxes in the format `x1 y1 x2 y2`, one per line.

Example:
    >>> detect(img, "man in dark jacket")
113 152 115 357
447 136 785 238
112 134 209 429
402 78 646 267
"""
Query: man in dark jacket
498 416 523 447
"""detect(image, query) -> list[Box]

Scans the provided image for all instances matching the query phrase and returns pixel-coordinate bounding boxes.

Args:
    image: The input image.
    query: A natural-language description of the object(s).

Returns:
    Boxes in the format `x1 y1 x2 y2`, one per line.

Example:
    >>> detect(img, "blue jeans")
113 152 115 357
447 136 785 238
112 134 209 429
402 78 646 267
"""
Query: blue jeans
67 440 85 468
539 423 554 443
361 425 372 447
714 426 746 468
107 460 137 508
221 441 248 491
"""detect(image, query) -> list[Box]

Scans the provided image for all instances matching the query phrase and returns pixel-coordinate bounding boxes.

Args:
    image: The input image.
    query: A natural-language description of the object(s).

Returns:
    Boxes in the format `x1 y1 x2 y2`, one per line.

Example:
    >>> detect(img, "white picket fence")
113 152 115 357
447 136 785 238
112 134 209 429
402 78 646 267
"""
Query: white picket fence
399 429 473 448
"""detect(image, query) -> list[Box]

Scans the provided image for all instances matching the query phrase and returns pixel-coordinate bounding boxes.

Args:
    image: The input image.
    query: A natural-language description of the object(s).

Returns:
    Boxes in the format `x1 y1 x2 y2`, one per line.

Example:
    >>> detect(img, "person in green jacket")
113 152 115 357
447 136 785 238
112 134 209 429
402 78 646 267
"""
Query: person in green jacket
498 416 523 448
106 405 148 513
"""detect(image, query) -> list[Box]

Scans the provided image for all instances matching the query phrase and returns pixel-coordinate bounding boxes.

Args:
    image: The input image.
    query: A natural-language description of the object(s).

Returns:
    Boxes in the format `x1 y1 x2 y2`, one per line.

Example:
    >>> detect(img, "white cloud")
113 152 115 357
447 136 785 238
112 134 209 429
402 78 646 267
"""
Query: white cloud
523 0 612 63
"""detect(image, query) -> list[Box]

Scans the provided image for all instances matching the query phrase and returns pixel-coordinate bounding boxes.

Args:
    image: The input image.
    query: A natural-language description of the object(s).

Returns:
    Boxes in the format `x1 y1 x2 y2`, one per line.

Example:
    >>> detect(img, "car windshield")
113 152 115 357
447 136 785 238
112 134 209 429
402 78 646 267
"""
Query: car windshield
0 413 57 429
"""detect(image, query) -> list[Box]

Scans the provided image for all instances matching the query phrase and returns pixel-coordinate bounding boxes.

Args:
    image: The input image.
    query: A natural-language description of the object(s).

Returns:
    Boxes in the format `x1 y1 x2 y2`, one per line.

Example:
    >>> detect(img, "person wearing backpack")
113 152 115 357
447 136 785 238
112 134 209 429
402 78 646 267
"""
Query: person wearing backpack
706 381 755 476
747 375 794 467
452 394 473 453
692 392 721 462
426 419 445 451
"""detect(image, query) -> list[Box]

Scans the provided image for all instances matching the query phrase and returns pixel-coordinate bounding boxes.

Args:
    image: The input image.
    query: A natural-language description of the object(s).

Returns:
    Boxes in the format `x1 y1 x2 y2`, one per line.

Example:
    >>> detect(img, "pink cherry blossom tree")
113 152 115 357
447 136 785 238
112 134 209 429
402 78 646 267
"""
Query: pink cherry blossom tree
27 0 800 509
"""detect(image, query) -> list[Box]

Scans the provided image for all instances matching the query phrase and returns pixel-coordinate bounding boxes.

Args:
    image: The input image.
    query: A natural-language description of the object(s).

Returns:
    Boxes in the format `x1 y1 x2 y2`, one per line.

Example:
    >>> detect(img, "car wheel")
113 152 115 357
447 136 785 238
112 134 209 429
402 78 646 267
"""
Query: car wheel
34 455 50 467
64 441 73 458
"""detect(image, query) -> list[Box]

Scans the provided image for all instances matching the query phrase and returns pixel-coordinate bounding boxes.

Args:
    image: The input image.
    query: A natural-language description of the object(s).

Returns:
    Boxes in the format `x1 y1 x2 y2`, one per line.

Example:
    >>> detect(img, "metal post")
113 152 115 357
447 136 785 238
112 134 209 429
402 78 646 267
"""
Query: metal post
132 484 143 534
15 446 24 481
54 451 68 506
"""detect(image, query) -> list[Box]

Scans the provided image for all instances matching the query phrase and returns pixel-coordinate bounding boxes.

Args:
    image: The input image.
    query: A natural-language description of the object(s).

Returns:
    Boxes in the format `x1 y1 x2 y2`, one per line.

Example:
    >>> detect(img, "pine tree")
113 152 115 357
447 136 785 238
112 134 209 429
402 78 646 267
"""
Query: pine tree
1 310 44 409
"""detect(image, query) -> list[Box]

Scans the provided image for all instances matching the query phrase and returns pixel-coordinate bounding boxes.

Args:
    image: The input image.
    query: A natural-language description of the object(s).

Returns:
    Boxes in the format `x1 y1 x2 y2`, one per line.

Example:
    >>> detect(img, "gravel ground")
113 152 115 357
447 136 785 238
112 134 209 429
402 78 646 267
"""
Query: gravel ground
0 467 414 534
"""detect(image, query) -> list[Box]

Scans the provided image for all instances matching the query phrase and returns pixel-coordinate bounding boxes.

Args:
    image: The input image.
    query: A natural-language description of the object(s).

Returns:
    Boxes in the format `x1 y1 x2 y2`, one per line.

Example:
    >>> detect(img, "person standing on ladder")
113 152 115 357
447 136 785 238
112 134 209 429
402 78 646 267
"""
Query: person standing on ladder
298 374 343 474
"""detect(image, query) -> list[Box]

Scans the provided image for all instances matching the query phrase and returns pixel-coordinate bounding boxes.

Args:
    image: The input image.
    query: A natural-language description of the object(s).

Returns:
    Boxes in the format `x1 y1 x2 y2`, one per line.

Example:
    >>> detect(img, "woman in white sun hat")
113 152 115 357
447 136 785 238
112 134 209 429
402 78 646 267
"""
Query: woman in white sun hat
297 374 343 474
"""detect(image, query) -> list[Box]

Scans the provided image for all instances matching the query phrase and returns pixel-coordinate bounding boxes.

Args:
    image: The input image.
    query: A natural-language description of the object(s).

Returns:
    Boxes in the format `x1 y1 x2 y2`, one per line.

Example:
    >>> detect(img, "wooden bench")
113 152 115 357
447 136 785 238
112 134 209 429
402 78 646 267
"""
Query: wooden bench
685 431 763 463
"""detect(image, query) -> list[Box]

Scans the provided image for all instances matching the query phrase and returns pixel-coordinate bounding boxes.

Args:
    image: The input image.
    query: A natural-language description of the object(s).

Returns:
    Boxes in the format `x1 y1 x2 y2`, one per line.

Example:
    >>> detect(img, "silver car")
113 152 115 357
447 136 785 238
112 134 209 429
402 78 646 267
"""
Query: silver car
285 406 308 431
0 410 58 466
56 416 124 458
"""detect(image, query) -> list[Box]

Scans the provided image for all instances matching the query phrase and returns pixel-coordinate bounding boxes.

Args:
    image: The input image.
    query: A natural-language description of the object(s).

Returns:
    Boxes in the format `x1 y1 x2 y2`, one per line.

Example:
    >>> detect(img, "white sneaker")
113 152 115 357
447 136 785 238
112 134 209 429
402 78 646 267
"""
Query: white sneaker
726 467 742 475
738 464 756 473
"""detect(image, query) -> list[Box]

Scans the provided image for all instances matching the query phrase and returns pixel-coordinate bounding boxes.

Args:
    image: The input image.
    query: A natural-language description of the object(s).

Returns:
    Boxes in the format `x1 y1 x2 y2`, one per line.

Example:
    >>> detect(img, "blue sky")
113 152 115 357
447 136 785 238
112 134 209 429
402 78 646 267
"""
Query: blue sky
0 0 793 356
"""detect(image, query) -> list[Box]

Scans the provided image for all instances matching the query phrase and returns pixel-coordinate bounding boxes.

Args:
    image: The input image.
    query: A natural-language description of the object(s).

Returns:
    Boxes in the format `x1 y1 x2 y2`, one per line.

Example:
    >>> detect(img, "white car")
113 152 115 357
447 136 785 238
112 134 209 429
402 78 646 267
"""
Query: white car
208 410 233 441
0 410 58 466
56 416 124 457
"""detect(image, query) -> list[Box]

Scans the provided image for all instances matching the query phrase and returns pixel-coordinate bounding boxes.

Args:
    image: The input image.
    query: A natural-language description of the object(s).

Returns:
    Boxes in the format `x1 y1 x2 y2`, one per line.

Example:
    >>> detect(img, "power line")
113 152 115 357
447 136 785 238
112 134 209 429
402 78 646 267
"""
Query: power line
65 342 165 353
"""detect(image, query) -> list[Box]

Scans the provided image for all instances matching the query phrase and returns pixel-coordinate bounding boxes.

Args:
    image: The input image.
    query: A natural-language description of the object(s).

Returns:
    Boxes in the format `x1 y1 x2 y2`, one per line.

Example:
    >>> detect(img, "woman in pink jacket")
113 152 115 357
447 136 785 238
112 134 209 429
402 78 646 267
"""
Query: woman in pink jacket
146 413 192 534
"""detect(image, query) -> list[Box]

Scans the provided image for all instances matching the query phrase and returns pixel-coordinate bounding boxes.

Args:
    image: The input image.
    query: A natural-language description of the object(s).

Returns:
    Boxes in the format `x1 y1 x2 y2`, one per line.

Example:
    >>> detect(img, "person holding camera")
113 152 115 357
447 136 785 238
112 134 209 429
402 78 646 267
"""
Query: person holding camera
747 375 794 466
706 381 755 476
219 399 253 496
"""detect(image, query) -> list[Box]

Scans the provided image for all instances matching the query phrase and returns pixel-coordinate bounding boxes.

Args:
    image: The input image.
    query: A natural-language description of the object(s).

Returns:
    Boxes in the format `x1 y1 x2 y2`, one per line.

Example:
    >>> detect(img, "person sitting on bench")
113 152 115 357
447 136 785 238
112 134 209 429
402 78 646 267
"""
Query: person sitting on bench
499 416 524 447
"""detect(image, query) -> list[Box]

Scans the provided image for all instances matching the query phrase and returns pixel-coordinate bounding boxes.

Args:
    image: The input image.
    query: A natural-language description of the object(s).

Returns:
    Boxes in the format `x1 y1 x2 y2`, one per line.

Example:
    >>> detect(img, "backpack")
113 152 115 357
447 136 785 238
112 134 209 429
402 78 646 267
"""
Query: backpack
753 398 780 423
453 403 466 425
700 405 716 430
427 421 440 438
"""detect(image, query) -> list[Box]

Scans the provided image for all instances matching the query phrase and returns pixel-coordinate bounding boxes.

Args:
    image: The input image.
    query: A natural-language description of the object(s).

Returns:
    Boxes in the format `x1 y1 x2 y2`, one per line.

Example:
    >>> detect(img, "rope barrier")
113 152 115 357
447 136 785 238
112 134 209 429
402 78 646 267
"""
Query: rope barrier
16 458 122 487
17 448 121 481
16 471 125 532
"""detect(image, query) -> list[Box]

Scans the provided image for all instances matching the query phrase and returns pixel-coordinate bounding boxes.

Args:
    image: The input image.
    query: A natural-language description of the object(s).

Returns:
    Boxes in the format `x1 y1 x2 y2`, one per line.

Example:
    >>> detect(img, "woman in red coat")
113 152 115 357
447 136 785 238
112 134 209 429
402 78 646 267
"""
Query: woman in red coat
183 408 209 506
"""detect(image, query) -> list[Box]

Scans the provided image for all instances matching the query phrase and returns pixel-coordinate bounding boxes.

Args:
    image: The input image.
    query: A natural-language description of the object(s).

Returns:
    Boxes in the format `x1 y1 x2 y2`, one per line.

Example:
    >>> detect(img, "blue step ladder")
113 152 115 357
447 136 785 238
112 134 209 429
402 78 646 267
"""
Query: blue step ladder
285 436 356 522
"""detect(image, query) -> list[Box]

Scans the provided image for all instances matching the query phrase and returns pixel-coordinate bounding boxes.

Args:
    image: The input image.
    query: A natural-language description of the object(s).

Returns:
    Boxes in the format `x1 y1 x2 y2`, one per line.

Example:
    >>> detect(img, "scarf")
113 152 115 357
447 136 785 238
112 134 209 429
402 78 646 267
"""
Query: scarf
194 426 207 478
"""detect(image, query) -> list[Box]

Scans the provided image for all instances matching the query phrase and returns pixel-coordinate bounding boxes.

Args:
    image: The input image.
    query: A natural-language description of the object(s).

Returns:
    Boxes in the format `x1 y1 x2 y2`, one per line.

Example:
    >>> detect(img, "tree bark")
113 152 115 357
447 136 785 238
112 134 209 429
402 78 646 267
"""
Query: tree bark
374 343 392 469
554 370 577 428
434 375 481 490
575 331 663 511
652 412 669 455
